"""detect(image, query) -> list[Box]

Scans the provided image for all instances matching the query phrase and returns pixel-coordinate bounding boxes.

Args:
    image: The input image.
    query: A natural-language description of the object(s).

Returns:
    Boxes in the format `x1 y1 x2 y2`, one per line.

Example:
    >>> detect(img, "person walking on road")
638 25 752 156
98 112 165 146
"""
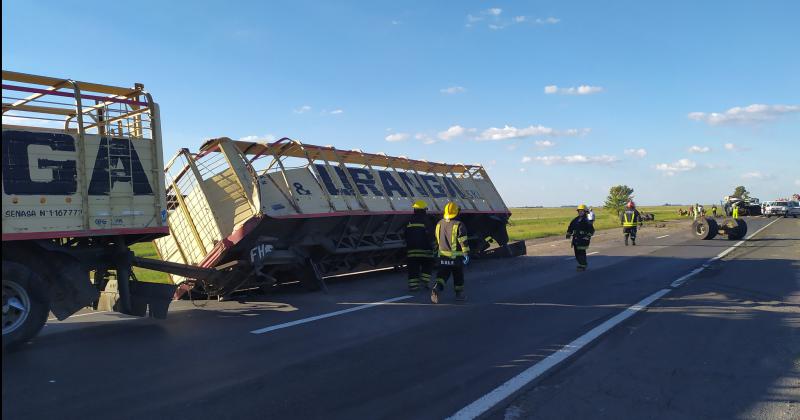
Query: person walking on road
620 201 643 246
566 204 595 271
404 200 435 291
431 202 470 303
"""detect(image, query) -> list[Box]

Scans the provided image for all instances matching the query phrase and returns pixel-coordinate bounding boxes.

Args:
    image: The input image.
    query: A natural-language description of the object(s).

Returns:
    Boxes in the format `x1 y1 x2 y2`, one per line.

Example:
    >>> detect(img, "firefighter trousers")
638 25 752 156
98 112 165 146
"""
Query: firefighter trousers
434 257 465 292
574 247 588 269
623 227 637 242
407 257 433 291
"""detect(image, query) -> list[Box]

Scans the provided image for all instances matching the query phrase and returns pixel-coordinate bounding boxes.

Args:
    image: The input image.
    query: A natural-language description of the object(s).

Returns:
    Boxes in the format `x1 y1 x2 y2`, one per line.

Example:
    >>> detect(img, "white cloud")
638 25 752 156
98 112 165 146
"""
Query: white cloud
391 20 401 25
655 158 697 176
535 17 560 24
544 85 604 95
688 145 711 153
624 148 647 158
385 132 409 142
741 171 773 180
514 16 526 22
440 86 466 95
478 124 589 141
521 156 532 163
487 8 502 16
293 105 312 114
535 140 556 148
415 133 437 145
330 109 344 115
723 142 749 152
239 134 276 142
437 125 467 140
688 104 800 125
519 168 526 172
530 154 619 165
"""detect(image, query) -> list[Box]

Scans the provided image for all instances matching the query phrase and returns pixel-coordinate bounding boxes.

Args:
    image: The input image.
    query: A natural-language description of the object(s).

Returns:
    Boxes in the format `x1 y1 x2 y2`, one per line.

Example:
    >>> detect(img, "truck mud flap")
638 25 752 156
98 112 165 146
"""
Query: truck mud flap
477 240 527 259
128 282 176 319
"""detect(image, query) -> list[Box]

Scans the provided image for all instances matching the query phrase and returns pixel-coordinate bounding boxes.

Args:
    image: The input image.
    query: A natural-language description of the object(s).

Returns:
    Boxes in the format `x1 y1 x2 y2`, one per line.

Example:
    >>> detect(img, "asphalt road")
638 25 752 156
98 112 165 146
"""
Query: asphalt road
3 217 798 420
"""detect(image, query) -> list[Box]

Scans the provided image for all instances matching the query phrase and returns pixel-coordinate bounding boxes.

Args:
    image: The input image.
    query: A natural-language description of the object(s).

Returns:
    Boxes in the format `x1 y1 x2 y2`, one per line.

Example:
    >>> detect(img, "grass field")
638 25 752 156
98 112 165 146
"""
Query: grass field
506 205 700 241
130 205 701 284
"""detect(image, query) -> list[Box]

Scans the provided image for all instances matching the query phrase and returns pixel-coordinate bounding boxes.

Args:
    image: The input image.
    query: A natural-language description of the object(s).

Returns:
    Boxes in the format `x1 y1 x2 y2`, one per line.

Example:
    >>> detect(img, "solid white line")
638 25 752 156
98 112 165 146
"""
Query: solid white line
447 288 672 420
587 251 599 256
250 295 412 335
449 217 782 419
656 234 670 239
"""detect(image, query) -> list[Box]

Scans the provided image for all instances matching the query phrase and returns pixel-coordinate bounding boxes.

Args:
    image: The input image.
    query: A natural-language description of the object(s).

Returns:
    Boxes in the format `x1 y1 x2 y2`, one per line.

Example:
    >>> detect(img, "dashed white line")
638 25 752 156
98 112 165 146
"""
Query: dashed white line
656 234 670 239
250 295 412 335
563 251 598 260
449 218 780 419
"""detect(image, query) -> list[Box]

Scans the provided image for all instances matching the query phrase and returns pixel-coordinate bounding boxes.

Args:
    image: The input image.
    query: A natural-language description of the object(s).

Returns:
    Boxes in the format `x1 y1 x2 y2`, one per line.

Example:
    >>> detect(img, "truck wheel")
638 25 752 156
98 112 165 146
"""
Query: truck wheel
723 218 747 240
692 217 717 240
2 261 50 349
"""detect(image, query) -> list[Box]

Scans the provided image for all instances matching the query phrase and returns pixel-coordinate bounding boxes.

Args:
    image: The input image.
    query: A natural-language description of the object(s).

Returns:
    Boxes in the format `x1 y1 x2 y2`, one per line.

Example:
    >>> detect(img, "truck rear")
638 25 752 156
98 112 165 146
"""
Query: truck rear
154 137 521 298
2 71 174 348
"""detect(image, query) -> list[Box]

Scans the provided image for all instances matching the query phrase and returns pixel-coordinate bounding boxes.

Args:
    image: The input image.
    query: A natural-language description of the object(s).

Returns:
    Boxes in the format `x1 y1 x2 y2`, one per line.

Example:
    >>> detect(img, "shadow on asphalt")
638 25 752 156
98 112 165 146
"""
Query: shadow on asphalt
3 254 798 420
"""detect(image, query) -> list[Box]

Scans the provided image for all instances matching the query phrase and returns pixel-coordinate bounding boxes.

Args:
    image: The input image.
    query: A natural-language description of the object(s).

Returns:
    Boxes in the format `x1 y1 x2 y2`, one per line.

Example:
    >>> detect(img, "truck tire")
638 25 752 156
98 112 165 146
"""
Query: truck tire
727 218 747 240
2 261 50 349
692 217 717 240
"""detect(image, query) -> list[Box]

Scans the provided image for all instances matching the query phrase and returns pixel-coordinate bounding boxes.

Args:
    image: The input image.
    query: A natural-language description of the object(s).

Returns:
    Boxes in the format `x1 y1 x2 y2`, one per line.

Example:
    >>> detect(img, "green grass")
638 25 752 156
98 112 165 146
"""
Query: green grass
129 242 172 284
507 205 700 241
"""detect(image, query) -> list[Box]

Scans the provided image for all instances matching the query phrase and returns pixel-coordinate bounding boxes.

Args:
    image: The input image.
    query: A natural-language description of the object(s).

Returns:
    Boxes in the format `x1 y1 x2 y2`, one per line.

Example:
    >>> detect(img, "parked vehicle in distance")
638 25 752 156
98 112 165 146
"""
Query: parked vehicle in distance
764 201 790 217
786 201 800 218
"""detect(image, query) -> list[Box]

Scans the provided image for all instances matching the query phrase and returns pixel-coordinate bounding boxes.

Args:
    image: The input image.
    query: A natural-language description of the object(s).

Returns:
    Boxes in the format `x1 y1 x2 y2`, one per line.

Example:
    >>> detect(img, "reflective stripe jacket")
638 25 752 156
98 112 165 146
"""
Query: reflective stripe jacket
405 213 435 257
435 219 470 258
567 216 595 248
620 209 641 227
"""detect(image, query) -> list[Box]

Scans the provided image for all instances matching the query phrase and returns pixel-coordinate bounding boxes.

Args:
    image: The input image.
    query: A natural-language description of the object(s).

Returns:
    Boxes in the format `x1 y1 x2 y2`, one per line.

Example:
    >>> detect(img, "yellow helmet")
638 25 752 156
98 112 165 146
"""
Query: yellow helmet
444 202 460 219
412 200 428 210
577 204 587 210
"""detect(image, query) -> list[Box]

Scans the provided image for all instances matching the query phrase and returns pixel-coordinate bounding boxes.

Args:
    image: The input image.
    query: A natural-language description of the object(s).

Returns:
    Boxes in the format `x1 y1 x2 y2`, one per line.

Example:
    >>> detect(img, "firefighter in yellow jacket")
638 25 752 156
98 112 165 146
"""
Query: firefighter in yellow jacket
431 202 470 303
404 200 435 291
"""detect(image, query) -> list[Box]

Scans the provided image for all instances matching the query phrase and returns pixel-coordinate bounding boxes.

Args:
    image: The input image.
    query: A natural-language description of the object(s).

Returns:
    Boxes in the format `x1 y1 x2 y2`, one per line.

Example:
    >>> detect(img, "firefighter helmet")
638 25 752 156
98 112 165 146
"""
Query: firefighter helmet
444 202 460 219
627 201 635 209
412 200 428 210
576 204 587 211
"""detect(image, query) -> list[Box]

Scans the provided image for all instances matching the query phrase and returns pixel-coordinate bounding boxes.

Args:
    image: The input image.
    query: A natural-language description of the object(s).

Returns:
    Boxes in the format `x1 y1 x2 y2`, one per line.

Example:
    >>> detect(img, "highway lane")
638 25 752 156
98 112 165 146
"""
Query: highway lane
3 217 794 419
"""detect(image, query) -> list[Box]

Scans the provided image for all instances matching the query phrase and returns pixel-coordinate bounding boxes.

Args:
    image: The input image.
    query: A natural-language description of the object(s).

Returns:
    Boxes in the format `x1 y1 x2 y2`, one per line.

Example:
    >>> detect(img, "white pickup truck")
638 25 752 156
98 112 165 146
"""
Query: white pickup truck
764 200 799 218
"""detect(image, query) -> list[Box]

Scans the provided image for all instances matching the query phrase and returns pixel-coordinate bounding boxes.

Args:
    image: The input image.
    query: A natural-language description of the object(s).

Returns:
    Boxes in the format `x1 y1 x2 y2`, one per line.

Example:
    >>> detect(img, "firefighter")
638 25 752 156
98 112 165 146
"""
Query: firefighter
620 201 643 246
431 201 470 303
405 200 435 291
566 204 595 271
732 201 740 219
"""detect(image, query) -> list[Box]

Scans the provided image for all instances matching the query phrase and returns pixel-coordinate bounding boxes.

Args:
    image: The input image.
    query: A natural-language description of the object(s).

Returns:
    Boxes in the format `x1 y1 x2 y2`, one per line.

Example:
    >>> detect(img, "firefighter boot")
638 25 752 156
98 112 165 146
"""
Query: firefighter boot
624 234 629 246
455 291 466 302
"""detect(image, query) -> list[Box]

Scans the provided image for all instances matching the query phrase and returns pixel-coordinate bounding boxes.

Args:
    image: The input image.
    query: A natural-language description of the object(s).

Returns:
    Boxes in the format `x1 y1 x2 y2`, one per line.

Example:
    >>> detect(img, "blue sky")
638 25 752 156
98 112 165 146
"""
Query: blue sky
3 0 798 206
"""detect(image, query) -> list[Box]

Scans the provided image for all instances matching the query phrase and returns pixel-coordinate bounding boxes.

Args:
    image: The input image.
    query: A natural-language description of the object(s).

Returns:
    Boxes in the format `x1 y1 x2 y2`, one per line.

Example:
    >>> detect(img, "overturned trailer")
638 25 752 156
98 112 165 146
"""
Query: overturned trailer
154 137 520 297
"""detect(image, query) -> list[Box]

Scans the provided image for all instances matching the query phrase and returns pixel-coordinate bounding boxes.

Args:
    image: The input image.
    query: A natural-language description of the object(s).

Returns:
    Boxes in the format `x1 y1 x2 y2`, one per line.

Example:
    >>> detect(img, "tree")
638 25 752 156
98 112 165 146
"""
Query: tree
732 186 749 199
604 185 634 216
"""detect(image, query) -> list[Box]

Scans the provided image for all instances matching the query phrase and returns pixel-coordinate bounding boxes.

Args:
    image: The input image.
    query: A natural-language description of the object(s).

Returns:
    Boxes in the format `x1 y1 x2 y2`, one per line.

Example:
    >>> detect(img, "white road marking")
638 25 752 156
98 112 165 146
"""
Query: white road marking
563 251 598 261
47 311 110 322
250 295 412 335
447 288 672 420
656 234 670 239
671 217 781 287
449 217 781 420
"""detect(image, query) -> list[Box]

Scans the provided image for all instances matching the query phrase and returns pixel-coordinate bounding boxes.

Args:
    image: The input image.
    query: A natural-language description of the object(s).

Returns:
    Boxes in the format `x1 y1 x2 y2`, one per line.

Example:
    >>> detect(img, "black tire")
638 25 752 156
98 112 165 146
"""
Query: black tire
692 217 717 240
3 261 50 349
728 218 748 240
